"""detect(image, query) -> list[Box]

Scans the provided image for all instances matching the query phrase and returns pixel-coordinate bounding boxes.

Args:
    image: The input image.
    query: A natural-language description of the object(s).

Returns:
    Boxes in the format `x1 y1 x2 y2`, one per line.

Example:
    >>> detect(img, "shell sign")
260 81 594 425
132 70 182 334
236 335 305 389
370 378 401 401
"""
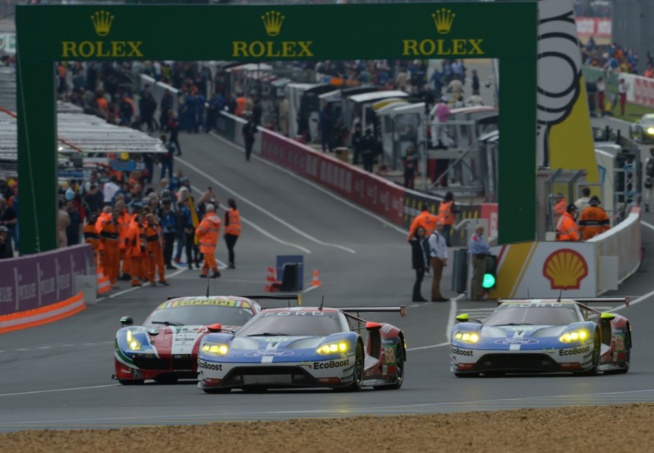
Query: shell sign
543 248 589 290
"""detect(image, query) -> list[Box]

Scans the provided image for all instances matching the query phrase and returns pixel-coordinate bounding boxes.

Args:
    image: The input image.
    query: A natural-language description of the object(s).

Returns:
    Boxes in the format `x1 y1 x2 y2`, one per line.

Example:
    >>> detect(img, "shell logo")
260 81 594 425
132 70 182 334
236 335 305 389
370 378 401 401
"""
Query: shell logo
542 249 588 290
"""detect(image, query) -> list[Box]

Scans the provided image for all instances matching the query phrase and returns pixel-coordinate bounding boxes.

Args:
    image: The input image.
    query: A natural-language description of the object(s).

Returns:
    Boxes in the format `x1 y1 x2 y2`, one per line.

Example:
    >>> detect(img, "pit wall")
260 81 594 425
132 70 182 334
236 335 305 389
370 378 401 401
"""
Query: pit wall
0 244 94 333
214 112 642 297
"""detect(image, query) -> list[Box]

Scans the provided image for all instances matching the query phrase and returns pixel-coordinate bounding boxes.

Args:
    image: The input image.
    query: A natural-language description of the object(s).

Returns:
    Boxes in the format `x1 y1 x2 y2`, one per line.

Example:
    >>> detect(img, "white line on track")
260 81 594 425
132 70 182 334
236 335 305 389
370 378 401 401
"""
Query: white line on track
104 268 187 299
642 220 654 231
0 384 120 398
189 185 311 254
176 155 356 254
302 285 320 294
209 132 409 236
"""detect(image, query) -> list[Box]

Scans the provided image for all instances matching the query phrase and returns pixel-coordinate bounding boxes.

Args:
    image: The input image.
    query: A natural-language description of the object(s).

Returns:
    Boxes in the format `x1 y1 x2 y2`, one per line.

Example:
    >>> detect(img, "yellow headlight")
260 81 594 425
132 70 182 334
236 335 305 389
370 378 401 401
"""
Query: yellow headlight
126 330 142 351
202 343 229 355
647 127 654 135
317 341 349 355
454 331 480 344
559 329 590 343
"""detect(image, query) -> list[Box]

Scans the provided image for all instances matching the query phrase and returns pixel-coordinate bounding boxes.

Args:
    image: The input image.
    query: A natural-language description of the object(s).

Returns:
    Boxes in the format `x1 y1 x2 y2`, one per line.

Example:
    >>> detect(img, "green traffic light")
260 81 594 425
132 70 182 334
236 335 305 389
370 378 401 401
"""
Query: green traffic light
482 273 496 289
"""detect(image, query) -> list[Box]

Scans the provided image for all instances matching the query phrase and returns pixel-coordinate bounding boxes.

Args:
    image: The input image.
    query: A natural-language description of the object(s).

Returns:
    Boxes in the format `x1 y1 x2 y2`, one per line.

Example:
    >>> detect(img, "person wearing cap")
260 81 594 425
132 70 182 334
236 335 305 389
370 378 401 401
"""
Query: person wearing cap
407 204 439 240
242 113 258 162
145 213 168 286
428 221 449 302
127 207 148 287
223 198 241 269
195 203 221 279
556 203 580 242
159 197 178 270
578 196 610 241
0 225 12 259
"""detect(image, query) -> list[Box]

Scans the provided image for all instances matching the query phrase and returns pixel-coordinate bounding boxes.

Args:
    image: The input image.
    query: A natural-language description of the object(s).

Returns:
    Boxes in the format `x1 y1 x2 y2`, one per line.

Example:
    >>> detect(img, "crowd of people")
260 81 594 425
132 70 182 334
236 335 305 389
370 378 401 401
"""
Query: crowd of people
68 163 242 288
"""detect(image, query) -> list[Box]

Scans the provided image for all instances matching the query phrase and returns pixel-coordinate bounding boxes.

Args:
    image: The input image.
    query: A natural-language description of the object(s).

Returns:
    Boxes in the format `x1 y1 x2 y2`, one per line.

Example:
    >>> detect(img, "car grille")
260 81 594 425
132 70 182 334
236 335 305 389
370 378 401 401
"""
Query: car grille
132 356 169 370
223 366 318 387
132 354 195 371
476 353 560 372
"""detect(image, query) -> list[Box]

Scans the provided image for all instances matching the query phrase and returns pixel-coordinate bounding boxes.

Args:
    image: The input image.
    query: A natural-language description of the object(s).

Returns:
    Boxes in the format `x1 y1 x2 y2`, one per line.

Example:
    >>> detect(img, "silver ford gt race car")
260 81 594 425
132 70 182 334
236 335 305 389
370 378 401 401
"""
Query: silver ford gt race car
450 298 631 376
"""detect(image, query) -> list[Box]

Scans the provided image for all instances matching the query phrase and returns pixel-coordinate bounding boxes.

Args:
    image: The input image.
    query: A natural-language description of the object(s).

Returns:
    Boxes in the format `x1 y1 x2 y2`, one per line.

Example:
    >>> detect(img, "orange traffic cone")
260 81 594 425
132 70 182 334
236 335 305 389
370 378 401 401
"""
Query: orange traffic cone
311 270 321 287
265 266 276 292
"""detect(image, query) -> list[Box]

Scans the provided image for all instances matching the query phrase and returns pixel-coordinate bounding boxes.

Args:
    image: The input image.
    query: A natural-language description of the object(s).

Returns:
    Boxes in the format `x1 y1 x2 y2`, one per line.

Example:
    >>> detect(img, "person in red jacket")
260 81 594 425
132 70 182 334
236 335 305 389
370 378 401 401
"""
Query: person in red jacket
223 198 241 269
196 203 221 278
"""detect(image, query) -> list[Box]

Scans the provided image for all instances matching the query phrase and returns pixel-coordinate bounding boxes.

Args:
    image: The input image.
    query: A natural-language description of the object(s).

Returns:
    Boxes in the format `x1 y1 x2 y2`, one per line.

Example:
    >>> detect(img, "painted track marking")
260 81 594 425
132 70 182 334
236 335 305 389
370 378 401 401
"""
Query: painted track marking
176 155 356 254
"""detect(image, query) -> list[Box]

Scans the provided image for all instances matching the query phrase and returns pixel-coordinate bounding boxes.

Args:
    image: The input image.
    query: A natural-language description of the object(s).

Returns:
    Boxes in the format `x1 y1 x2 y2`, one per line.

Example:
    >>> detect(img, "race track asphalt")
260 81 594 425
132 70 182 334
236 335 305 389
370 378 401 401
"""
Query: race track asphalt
1 128 654 432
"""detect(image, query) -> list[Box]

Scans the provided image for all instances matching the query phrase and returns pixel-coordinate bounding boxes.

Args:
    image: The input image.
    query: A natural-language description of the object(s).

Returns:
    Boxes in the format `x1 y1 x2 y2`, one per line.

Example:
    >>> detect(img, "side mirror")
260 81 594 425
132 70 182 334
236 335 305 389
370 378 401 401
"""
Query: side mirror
365 322 382 331
455 314 469 322
120 316 134 326
600 313 615 321
207 323 223 333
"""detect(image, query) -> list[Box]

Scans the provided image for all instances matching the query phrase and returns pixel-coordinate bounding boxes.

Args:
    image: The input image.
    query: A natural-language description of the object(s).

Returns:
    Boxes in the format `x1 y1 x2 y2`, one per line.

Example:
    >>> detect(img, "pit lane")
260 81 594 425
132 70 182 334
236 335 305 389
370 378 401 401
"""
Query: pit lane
1 131 653 432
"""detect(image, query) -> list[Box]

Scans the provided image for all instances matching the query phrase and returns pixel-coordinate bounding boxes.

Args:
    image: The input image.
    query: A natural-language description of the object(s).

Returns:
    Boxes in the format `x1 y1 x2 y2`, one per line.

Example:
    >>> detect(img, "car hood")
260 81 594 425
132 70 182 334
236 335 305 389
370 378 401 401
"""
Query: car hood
230 335 325 350
477 324 569 347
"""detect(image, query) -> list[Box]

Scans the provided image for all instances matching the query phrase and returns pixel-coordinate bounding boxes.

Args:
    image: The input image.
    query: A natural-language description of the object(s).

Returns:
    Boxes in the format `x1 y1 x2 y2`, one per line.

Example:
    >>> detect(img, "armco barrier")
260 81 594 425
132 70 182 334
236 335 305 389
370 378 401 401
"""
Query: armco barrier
589 207 642 294
0 244 94 317
0 292 86 334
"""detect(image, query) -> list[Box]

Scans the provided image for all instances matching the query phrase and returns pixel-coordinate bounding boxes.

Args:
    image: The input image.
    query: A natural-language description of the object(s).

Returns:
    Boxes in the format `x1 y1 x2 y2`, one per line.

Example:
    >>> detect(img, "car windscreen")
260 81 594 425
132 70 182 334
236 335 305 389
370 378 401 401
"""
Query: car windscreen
236 312 342 337
144 305 254 327
484 304 581 326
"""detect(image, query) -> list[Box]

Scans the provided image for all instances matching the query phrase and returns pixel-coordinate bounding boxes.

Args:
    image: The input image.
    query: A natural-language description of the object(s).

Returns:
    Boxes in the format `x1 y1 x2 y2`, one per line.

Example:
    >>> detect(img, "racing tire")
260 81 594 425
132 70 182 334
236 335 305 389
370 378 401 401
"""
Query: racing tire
202 387 231 394
576 333 600 376
118 379 144 385
374 346 404 390
338 341 364 392
614 329 631 374
154 375 179 385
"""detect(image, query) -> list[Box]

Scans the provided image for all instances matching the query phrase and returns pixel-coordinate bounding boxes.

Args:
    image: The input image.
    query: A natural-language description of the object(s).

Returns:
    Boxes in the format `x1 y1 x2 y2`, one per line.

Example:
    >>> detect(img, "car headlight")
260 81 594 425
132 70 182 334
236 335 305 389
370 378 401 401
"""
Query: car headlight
559 329 590 343
647 127 654 135
317 341 349 355
126 330 141 351
453 331 480 344
201 342 230 356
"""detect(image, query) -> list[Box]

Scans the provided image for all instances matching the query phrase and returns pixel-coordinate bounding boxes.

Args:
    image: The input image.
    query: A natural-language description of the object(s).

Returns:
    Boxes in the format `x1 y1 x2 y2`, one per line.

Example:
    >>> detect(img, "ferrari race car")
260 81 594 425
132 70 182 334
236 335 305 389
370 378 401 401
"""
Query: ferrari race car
450 298 631 377
629 113 654 144
113 295 299 385
197 305 407 393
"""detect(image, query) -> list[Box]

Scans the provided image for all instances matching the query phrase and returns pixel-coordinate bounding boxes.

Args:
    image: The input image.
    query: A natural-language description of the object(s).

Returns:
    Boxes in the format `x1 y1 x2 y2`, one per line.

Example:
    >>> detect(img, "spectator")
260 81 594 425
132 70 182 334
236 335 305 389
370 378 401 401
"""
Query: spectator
84 183 104 215
103 175 120 206
575 186 592 213
402 145 419 189
0 225 12 259
0 176 13 199
643 148 654 213
359 128 378 173
0 196 17 251
428 221 449 302
242 113 258 162
160 134 175 180
66 200 82 246
159 197 177 270
409 226 429 302
57 199 70 248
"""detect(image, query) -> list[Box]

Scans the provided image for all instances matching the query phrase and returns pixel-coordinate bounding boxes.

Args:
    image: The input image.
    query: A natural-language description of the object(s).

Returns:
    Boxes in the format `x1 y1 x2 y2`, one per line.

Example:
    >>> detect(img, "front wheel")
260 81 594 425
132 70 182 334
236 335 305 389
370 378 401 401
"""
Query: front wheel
576 333 600 376
339 342 364 392
375 346 404 390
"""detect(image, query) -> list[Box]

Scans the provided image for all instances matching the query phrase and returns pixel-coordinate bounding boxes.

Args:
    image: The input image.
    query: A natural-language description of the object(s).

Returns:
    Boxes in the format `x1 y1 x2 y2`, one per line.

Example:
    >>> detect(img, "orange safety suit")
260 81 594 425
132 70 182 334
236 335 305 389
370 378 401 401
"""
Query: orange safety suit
407 210 439 240
100 219 121 284
556 211 579 242
118 211 133 277
578 206 610 241
554 199 567 219
438 201 456 226
224 208 241 236
127 219 148 286
83 222 100 268
196 212 221 276
95 211 111 255
145 223 166 284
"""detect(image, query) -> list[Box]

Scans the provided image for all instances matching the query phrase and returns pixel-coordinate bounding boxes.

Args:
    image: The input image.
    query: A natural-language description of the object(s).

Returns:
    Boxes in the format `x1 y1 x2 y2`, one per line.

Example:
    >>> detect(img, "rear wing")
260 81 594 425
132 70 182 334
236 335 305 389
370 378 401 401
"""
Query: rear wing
496 297 629 308
339 306 406 318
241 295 302 307
574 297 629 307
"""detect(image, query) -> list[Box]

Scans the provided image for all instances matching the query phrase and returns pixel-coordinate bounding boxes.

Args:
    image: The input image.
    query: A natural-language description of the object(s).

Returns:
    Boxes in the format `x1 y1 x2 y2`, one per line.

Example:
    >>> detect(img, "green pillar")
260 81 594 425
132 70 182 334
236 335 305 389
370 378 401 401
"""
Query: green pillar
498 57 537 244
17 59 57 253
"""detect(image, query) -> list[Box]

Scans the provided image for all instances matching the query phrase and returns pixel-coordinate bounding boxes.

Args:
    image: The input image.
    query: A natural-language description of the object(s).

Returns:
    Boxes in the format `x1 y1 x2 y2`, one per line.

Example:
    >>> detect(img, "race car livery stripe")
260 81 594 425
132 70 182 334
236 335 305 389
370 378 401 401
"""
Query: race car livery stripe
0 292 86 334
